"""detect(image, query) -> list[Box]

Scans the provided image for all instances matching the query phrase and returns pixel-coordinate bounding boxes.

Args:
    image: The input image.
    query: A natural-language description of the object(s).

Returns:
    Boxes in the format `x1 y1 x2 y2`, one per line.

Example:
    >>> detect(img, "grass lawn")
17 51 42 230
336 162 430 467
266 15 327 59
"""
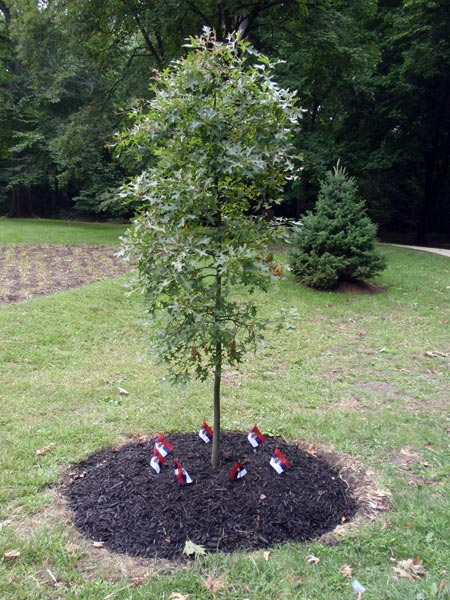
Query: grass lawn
0 217 127 245
0 220 449 599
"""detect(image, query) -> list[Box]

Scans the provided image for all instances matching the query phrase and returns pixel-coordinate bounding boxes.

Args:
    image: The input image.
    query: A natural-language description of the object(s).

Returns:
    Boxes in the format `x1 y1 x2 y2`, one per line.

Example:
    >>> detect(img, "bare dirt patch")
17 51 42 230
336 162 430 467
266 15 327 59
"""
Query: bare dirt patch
0 244 131 304
335 280 386 294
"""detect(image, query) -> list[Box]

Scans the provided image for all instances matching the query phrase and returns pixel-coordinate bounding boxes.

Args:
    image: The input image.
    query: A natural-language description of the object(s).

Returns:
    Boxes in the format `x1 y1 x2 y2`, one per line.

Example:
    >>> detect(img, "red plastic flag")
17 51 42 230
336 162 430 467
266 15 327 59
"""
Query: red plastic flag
230 460 247 480
174 460 192 485
270 448 289 474
199 421 213 443
247 424 266 448
150 447 165 473
155 434 174 458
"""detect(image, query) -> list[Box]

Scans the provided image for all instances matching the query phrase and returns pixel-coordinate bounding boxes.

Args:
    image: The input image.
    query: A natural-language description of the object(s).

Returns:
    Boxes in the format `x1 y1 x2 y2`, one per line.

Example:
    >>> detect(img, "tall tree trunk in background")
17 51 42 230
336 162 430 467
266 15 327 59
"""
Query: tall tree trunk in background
7 185 34 218
417 152 435 244
417 129 450 244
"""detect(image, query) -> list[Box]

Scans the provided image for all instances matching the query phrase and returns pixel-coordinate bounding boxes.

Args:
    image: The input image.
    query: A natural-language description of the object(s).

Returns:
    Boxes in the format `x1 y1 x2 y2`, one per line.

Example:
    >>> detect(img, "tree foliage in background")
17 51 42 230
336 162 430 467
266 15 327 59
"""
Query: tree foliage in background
258 0 380 216
0 0 301 219
0 0 448 242
289 163 385 290
0 0 126 217
337 0 450 242
119 31 300 465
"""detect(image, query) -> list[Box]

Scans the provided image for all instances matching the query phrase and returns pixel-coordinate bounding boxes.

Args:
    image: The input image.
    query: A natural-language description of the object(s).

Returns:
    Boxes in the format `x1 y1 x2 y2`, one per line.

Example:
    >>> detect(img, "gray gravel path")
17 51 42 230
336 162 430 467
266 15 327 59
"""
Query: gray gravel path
390 244 450 257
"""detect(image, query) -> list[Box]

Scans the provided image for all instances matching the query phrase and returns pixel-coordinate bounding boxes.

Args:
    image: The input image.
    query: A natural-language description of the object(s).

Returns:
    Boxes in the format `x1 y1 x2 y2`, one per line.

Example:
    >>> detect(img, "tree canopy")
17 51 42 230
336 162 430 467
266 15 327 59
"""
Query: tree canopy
119 30 300 465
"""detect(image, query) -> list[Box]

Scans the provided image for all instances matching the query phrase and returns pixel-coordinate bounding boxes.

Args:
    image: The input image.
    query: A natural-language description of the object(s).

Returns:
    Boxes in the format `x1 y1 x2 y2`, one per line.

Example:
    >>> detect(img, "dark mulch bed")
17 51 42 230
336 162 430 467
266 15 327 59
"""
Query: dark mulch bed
65 432 357 560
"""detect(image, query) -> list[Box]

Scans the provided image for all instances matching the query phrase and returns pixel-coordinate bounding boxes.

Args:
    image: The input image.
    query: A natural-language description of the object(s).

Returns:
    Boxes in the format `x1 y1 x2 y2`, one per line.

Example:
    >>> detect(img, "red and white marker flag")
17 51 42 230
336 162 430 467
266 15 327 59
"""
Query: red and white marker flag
174 460 192 485
270 448 289 474
230 460 247 480
198 421 213 443
154 434 174 458
150 447 165 474
247 424 265 448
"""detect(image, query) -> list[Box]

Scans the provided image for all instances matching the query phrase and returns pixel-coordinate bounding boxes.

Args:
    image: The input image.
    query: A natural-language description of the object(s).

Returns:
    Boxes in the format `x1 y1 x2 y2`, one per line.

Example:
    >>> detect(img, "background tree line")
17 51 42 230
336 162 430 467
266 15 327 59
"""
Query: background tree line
0 0 449 243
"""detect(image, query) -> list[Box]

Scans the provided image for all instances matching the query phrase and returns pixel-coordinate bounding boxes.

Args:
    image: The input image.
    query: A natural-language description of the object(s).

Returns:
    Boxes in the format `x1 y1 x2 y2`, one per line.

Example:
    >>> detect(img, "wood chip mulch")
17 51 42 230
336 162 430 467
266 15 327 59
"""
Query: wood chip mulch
65 432 357 560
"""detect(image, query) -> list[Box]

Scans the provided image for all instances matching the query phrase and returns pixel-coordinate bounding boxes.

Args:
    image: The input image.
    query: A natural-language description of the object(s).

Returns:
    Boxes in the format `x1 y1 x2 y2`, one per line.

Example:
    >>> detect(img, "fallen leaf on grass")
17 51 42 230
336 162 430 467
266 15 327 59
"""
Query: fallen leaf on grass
287 576 304 588
118 387 130 395
438 580 446 595
306 443 318 456
65 543 80 555
0 519 12 529
92 541 104 548
183 539 206 558
36 443 56 456
393 556 427 581
133 574 150 586
340 564 353 578
203 574 227 594
392 566 416 581
399 447 432 468
4 549 21 559
170 593 190 600
408 476 428 487
368 499 391 511
273 264 284 278
306 555 320 564
263 551 271 561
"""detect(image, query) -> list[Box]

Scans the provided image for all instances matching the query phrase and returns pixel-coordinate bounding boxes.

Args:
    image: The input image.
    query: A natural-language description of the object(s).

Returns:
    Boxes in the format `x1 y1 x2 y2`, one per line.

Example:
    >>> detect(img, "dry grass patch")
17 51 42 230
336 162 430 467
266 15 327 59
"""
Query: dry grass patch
0 244 130 304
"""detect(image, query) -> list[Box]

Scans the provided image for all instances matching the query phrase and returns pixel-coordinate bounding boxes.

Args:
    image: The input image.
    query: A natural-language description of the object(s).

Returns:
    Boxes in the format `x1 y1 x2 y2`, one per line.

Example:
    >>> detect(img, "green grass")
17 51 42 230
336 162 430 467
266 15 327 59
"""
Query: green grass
1 221 449 599
0 217 127 245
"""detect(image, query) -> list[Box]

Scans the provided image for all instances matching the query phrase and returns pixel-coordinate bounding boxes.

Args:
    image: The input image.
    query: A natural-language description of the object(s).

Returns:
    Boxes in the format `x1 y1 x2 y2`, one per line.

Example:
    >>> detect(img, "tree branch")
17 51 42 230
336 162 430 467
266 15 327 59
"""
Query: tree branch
0 0 11 23
122 0 163 67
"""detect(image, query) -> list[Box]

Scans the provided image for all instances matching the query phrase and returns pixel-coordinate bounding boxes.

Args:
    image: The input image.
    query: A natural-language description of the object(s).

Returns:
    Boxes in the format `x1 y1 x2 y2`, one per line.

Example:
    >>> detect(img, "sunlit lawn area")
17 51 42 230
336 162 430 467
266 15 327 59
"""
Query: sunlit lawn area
0 220 449 599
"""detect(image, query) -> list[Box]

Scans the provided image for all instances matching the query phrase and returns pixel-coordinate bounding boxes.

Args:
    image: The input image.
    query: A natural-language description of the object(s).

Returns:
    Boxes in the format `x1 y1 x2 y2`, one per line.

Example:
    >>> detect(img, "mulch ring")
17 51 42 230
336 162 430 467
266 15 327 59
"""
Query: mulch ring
0 244 131 304
63 432 361 561
336 280 386 294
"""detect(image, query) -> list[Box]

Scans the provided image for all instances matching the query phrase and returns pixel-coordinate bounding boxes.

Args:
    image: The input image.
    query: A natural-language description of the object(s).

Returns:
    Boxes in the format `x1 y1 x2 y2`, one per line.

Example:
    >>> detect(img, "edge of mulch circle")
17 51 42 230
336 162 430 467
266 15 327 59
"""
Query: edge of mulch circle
53 432 392 576
294 440 392 543
335 280 386 295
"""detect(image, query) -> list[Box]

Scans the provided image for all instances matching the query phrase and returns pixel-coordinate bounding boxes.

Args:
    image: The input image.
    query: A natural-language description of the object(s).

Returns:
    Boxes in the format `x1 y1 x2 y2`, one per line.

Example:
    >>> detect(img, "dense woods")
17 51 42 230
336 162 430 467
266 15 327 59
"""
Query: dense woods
1 0 449 243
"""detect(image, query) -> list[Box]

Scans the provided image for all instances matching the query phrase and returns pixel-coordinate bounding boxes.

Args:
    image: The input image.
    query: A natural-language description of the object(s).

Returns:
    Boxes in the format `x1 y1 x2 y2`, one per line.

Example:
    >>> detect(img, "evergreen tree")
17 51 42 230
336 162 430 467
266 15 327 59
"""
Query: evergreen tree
289 163 385 290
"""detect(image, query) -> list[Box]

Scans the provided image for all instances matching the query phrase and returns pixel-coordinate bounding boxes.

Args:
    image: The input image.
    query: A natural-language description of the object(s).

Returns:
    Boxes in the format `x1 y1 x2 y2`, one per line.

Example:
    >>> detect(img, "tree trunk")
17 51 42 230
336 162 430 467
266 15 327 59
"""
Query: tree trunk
417 152 434 244
7 185 34 218
211 341 222 467
211 164 223 467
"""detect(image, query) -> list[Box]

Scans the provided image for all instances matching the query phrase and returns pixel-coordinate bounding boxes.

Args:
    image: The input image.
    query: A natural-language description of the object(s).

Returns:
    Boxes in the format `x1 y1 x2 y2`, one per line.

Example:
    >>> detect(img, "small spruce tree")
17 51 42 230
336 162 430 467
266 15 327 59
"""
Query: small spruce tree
289 163 385 290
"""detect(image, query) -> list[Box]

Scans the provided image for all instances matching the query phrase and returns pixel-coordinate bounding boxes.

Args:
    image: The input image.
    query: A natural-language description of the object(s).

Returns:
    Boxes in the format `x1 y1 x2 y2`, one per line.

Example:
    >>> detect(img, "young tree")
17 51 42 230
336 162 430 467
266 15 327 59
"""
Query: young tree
119 30 300 466
289 163 385 290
